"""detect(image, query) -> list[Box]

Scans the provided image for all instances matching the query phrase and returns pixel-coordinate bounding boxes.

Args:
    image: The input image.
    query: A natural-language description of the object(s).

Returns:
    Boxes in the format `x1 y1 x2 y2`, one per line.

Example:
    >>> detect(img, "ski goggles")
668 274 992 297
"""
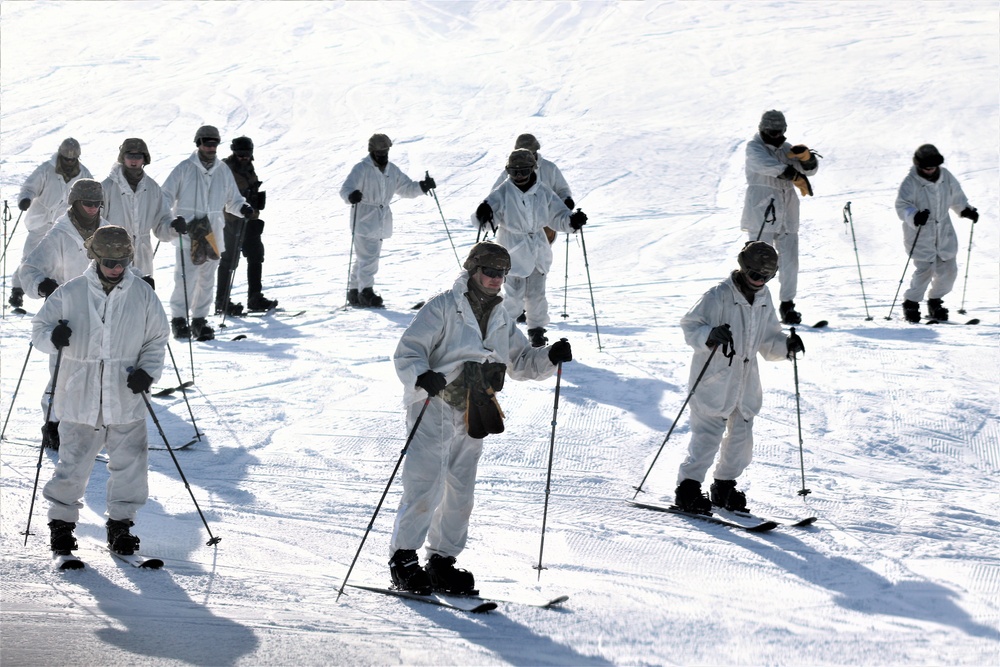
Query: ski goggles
199 139 221 147
745 268 775 283
79 200 103 209
124 152 146 160
480 266 508 279
99 257 131 270
506 167 533 179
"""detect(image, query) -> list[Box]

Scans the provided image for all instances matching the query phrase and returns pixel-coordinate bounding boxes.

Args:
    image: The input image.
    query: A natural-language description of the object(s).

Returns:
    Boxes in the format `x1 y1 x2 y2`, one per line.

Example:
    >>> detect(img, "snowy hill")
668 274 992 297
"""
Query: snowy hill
1 2 998 665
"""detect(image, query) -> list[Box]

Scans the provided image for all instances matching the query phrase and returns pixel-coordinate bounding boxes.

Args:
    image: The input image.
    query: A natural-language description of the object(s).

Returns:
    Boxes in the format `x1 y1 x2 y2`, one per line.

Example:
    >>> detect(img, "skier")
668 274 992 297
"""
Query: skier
673 241 805 514
474 148 587 347
339 133 436 308
389 241 573 594
100 138 174 283
894 144 979 323
216 136 277 315
17 178 112 451
161 125 253 341
739 110 819 325
31 226 169 557
9 138 93 311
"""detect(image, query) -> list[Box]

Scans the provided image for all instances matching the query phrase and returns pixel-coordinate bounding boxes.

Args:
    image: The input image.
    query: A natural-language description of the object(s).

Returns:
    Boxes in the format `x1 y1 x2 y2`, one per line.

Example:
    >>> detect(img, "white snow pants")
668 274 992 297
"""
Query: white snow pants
503 268 550 329
170 245 218 319
44 417 149 523
349 236 382 291
755 230 799 303
390 398 484 558
676 407 755 485
904 256 958 302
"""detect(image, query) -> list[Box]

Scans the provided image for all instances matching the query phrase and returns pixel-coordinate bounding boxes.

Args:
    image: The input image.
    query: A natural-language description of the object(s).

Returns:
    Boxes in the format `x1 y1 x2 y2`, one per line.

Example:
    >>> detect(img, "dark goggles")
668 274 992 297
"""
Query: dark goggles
507 167 533 179
124 152 146 160
480 266 508 279
761 128 785 139
200 138 221 147
79 200 103 208
99 257 131 270
746 268 774 283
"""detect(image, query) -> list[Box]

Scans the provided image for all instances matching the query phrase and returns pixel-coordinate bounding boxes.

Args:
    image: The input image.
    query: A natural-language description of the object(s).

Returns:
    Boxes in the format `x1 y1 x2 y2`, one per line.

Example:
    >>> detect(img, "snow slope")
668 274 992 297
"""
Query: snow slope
1 2 998 665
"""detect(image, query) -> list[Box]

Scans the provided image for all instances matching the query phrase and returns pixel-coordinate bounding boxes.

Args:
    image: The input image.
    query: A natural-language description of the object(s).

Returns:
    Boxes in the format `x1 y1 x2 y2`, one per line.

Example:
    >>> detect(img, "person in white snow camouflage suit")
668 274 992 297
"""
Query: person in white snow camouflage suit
389 241 573 595
9 138 93 310
32 226 169 557
894 144 979 323
739 110 819 326
674 241 804 515
339 133 436 308
475 148 588 347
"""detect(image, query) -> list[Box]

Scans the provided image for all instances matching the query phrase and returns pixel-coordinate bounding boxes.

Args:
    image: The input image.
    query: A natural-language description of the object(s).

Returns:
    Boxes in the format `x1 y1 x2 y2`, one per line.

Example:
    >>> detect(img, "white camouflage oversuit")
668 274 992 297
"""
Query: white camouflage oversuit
102 164 174 276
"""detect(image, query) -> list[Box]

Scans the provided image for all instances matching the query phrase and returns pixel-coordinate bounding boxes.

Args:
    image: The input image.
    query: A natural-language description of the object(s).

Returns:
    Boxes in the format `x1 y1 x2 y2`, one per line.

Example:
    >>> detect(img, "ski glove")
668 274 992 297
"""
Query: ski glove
569 210 588 230
913 209 930 227
415 370 448 397
960 206 979 223
51 321 72 350
547 339 573 364
241 204 255 219
786 331 805 358
348 190 363 205
564 197 575 210
171 216 187 234
475 201 494 227
787 145 812 161
126 368 154 395
38 278 59 298
706 324 733 349
18 198 31 211
420 174 436 193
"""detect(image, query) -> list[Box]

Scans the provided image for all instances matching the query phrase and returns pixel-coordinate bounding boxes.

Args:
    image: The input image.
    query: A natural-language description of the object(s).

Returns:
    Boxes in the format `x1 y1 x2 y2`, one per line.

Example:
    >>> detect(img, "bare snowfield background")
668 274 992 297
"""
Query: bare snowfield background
1 1 998 665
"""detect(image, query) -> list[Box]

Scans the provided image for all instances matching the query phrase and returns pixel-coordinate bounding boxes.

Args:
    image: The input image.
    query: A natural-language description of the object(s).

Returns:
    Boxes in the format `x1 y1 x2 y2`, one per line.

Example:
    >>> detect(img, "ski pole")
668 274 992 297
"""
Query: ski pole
789 328 810 497
176 229 196 381
166 343 203 443
560 232 570 319
23 325 67 545
427 173 462 269
632 345 719 499
132 368 220 546
534 345 565 579
957 220 976 314
344 204 357 308
754 198 776 242
1 342 33 443
219 218 249 330
843 202 873 320
577 223 602 350
885 223 923 320
1 202 10 316
337 396 432 601
1 207 23 259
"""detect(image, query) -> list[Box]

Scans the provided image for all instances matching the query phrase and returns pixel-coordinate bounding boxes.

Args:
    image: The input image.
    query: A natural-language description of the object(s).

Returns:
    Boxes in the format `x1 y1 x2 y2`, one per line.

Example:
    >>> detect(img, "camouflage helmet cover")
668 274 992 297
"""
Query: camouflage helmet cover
368 133 393 152
194 125 221 144
58 137 82 159
118 138 151 165
738 241 779 279
514 133 540 152
68 178 104 205
506 148 537 171
85 225 134 261
463 240 511 273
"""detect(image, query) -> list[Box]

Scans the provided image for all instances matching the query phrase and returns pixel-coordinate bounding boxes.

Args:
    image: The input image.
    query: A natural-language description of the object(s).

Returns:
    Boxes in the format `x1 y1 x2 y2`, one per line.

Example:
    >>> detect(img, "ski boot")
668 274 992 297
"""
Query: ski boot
171 317 191 339
191 318 215 342
49 520 78 552
674 479 712 514
902 300 921 323
527 327 548 348
247 293 278 312
107 519 140 555
710 479 749 512
389 549 432 594
927 298 948 321
347 289 360 306
359 287 384 308
516 310 527 324
424 554 477 595
214 301 244 317
41 421 60 451
779 301 802 325
9 287 25 310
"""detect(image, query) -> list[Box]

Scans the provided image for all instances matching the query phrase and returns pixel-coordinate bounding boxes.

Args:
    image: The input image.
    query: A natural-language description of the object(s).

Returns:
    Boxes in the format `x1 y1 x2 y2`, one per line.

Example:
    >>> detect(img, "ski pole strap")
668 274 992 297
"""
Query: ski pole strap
765 198 776 225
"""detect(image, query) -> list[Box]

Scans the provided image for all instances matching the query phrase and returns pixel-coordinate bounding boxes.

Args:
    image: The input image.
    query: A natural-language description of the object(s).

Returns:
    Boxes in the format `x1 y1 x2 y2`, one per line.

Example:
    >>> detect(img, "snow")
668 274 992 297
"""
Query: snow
1 1 998 665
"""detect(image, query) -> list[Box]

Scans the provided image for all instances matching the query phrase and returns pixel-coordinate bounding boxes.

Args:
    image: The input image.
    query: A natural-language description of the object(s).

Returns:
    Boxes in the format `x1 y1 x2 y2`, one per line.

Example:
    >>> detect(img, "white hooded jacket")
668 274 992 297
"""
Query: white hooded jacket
491 156 573 201
339 155 425 239
394 272 557 407
17 213 111 299
161 151 247 254
894 166 968 263
680 274 788 420
18 154 93 232
31 266 169 425
739 134 818 236
102 164 175 275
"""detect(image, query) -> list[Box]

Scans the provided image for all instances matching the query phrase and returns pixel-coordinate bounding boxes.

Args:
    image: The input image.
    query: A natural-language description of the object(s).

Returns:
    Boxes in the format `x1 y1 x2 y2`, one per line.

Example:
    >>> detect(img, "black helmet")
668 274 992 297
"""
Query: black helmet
913 144 944 169
738 241 778 281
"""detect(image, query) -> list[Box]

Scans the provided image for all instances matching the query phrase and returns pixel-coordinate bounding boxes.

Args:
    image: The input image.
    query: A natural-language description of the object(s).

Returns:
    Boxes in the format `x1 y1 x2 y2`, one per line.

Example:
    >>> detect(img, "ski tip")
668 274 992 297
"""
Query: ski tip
139 558 165 569
231 334 247 341
811 320 828 328
546 594 570 607
747 521 780 533
792 517 819 527
411 301 426 310
471 602 498 613
966 318 980 325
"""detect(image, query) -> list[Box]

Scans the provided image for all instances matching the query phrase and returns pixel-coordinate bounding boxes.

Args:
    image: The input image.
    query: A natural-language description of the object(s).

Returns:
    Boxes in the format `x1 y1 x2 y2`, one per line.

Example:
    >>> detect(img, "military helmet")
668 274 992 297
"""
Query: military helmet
85 225 134 262
506 148 537 171
68 178 103 205
194 125 221 145
514 133 540 152
368 133 393 152
737 241 778 280
463 241 511 273
758 110 787 133
58 138 82 159
913 144 944 169
118 138 151 165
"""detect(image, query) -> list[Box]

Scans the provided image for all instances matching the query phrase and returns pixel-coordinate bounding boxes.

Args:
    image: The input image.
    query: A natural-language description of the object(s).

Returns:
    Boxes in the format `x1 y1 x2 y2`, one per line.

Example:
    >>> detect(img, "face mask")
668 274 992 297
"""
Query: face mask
371 151 389 168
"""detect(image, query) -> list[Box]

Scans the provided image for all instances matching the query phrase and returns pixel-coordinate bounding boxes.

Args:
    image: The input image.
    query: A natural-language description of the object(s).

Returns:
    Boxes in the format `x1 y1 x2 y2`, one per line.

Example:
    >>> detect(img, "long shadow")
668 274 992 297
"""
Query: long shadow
554 359 678 433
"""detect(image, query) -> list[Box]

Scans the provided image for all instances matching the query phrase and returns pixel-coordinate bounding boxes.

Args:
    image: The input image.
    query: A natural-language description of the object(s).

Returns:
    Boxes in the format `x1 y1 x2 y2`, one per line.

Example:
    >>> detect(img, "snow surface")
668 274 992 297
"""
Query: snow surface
1 1 998 665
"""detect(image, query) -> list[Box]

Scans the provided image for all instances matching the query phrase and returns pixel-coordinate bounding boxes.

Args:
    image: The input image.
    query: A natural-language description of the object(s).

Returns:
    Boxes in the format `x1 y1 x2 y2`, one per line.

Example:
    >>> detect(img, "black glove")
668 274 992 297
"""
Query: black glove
706 323 733 349
19 198 31 211
241 204 255 218
475 201 494 226
142 275 155 290
420 175 436 193
913 209 930 226
51 321 72 349
569 210 588 230
564 197 575 210
960 206 979 223
778 165 799 180
171 216 187 234
38 278 59 298
348 190 363 205
547 339 573 364
415 370 447 397
126 368 154 394
787 330 805 358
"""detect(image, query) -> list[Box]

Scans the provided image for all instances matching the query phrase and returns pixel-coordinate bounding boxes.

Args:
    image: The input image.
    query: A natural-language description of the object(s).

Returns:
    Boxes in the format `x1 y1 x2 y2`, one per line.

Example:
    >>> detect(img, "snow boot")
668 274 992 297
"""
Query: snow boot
41 421 60 451
247 292 278 312
674 479 712 514
359 287 383 308
516 310 527 324
171 317 191 339
779 301 802 325
49 520 78 552
347 288 360 306
215 301 244 317
710 479 749 512
527 327 548 348
9 287 24 309
902 299 921 323
927 298 948 321
191 318 215 342
425 554 477 595
106 519 140 555
389 549 432 594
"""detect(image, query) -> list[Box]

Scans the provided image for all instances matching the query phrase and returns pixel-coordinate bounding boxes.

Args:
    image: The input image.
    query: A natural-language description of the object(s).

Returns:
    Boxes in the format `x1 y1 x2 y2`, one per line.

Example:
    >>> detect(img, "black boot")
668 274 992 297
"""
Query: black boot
389 549 432 594
710 479 749 512
49 520 78 552
41 421 60 451
191 318 214 341
107 519 140 555
215 301 244 317
425 554 477 595
527 327 548 348
674 479 712 514
359 287 384 308
927 298 949 321
247 293 278 312
171 317 191 339
902 299 921 323
347 289 360 306
9 287 24 309
779 301 802 325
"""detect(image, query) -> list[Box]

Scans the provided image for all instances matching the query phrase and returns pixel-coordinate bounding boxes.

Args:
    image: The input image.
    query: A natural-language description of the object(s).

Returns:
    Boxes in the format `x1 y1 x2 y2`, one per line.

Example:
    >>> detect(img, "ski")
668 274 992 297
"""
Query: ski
811 320 829 328
466 592 569 609
53 550 85 570
109 549 164 569
152 380 194 397
713 506 818 528
628 499 778 532
149 436 198 451
245 308 305 318
346 583 497 613
925 317 979 325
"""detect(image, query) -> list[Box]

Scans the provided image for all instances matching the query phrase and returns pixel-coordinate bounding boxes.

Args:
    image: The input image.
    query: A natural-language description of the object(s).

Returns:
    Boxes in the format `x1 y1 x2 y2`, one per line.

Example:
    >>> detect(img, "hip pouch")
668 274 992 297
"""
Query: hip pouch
187 216 219 265
463 360 507 439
